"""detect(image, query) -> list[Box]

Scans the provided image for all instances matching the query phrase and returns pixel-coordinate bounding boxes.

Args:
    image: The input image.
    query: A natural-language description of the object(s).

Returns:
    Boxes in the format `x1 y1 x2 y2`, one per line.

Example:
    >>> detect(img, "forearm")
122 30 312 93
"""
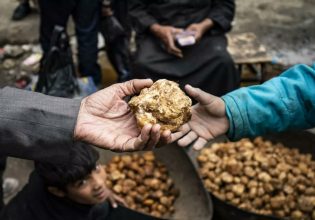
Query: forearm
222 64 315 140
199 18 214 31
0 87 81 163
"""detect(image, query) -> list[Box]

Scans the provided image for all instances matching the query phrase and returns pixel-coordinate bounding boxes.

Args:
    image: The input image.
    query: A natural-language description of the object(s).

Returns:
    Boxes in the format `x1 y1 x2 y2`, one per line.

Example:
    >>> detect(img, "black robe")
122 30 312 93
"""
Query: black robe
0 171 162 220
0 171 110 220
129 0 240 96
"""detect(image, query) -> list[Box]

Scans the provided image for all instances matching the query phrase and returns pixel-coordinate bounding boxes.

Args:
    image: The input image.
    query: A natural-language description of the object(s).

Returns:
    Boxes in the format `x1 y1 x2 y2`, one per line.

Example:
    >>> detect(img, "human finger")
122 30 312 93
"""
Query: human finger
171 27 184 35
185 84 217 105
177 131 198 147
169 40 183 58
166 33 183 58
170 124 191 142
108 195 118 208
157 130 172 147
185 24 196 31
114 194 127 207
118 79 153 98
144 124 161 150
192 137 208 150
122 124 152 151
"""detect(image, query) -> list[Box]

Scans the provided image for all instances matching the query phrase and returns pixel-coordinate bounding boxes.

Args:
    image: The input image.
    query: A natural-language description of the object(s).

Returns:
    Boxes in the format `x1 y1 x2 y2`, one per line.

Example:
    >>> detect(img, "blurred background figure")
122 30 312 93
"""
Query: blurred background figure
38 0 102 86
100 0 131 82
129 0 240 96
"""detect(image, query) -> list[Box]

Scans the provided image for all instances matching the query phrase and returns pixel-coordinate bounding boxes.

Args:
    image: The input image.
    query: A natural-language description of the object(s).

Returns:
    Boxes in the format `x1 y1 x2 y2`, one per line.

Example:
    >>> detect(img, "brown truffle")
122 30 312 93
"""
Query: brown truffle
128 79 192 132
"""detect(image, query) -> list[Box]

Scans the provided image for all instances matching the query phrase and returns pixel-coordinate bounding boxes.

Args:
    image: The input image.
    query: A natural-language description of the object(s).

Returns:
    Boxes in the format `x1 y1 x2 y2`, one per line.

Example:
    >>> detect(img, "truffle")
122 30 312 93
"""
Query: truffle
128 79 192 132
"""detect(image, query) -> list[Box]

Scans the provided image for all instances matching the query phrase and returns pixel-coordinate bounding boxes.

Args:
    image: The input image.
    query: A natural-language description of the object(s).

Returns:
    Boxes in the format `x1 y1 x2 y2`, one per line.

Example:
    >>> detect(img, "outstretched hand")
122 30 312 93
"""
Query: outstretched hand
74 79 171 152
171 85 229 150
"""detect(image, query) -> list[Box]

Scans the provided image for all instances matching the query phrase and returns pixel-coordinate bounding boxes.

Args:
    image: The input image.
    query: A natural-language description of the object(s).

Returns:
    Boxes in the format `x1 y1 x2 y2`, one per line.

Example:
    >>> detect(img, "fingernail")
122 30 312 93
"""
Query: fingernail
186 84 193 89
113 203 118 208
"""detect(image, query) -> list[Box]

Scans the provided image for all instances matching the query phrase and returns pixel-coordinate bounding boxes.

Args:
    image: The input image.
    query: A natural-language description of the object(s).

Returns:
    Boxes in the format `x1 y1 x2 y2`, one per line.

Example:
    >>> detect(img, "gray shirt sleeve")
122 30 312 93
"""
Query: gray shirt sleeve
0 87 81 164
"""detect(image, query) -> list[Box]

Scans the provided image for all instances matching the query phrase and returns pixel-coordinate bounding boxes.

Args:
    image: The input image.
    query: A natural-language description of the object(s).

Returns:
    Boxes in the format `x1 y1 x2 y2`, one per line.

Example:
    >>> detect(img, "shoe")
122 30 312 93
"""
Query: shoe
11 2 31 21
2 178 19 198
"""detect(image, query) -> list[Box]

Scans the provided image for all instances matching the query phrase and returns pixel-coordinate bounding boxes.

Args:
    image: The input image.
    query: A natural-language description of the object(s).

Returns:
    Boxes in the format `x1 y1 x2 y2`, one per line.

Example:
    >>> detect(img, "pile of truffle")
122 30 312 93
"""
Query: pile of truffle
197 137 315 220
105 152 179 218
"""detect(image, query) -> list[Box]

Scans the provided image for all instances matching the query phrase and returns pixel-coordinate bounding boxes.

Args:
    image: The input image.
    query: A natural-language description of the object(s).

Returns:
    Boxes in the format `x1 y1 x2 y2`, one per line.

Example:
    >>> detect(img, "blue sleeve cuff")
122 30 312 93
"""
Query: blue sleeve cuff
221 94 246 141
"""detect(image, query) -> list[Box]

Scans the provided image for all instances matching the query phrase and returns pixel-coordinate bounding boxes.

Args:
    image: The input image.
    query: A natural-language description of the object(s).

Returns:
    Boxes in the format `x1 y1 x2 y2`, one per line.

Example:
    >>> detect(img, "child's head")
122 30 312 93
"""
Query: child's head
35 143 110 205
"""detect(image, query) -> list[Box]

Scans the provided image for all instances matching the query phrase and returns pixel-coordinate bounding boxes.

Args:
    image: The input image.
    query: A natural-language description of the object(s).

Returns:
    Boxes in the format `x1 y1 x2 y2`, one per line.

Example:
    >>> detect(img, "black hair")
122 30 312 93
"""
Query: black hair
35 142 100 191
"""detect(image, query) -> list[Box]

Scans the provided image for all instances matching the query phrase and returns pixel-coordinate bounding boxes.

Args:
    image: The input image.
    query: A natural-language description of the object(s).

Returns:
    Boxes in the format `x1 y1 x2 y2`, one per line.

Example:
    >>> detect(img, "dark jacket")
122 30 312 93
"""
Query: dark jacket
0 171 110 220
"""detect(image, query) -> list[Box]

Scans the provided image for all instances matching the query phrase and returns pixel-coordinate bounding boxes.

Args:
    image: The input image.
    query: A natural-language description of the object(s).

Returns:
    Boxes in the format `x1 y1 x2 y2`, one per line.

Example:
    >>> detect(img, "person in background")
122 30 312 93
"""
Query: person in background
101 0 132 83
0 143 125 220
129 0 239 96
38 0 102 86
171 63 315 150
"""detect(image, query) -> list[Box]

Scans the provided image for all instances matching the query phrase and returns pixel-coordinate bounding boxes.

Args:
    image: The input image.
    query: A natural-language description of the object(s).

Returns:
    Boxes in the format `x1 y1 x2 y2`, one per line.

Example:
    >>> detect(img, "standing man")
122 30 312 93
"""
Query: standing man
38 0 102 86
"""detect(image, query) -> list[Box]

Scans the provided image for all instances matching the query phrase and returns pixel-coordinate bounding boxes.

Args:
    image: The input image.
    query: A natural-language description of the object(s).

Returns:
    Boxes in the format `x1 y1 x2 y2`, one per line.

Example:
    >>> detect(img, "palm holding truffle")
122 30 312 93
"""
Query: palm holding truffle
75 79 171 152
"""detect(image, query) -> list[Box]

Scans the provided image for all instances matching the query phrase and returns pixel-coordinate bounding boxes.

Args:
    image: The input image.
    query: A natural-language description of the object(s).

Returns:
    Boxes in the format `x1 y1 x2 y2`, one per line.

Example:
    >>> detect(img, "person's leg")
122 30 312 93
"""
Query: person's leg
38 0 75 53
12 0 31 21
72 0 101 86
106 37 131 82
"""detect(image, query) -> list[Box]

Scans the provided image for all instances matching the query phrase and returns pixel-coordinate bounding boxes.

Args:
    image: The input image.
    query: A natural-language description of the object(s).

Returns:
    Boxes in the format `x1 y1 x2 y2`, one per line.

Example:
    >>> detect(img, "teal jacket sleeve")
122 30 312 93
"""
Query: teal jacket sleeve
222 63 315 140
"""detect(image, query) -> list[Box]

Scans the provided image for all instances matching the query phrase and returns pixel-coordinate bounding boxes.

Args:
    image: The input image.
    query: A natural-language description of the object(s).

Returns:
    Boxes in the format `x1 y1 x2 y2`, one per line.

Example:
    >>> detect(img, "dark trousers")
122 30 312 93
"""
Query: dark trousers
104 0 131 82
0 157 6 211
38 0 101 85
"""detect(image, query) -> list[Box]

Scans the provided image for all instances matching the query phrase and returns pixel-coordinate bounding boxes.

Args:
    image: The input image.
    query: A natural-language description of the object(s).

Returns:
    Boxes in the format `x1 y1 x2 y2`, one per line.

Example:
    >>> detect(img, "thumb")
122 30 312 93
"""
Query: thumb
118 79 153 98
108 195 118 208
185 85 218 105
172 28 184 35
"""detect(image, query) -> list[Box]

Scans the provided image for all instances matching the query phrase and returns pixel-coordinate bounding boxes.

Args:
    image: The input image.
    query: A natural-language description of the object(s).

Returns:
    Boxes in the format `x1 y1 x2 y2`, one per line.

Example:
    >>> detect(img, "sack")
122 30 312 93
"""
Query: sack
35 26 78 98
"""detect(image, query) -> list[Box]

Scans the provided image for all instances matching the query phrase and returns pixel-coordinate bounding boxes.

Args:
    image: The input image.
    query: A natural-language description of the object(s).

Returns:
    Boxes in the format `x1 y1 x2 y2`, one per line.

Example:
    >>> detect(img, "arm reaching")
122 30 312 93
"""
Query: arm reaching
223 63 315 140
0 79 171 162
172 63 315 150
74 79 172 152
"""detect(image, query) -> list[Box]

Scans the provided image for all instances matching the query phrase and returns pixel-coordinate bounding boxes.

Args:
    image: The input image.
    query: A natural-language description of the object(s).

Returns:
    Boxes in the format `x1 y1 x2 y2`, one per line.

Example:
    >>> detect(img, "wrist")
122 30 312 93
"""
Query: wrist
200 18 214 32
150 23 162 35
74 98 87 141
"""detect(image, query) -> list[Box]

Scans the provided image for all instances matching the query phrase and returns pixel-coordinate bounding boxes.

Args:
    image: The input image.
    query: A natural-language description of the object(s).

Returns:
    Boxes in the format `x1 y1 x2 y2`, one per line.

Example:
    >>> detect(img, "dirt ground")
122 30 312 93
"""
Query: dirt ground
1 0 315 204
1 0 314 64
234 0 315 65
